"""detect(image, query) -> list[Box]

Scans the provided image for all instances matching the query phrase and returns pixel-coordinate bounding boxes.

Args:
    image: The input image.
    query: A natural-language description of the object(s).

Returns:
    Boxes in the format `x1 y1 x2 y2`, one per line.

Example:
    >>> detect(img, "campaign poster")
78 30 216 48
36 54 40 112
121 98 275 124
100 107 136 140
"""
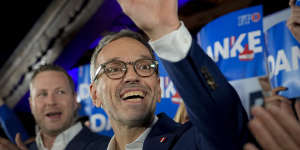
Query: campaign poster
197 5 266 81
265 20 300 99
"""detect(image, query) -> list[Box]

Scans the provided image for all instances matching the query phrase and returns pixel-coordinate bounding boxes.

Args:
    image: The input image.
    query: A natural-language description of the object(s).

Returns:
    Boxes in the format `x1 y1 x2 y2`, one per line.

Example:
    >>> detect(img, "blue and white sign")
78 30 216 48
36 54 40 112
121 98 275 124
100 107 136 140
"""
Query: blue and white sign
197 5 266 81
77 58 180 136
77 65 113 136
265 21 300 99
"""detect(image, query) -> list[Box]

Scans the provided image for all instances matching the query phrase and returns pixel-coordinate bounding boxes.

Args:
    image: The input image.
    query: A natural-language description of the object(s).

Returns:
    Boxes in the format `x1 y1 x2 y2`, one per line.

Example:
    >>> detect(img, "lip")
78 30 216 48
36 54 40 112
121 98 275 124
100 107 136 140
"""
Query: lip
45 111 63 121
120 88 146 99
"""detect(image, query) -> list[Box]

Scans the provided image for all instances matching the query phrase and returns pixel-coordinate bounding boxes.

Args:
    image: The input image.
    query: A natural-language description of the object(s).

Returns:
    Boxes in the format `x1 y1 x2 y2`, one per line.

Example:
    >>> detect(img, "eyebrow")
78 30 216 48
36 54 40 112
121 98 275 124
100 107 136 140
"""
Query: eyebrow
99 55 153 65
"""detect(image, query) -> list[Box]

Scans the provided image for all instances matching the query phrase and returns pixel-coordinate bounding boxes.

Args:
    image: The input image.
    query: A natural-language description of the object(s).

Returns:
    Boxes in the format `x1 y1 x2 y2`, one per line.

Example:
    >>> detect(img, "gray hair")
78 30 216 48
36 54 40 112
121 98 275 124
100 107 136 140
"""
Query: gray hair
90 29 156 82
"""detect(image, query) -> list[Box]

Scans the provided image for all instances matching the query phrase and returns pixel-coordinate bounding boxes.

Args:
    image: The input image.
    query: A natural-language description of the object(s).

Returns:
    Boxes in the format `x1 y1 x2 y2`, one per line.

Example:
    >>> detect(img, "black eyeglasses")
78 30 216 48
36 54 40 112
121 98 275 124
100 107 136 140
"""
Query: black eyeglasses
93 58 158 81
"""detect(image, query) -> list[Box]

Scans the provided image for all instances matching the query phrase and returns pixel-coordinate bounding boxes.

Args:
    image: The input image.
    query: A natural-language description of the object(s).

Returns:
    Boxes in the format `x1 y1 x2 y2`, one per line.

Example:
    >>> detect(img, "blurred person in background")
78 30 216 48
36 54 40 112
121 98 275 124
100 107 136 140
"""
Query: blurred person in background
0 64 110 150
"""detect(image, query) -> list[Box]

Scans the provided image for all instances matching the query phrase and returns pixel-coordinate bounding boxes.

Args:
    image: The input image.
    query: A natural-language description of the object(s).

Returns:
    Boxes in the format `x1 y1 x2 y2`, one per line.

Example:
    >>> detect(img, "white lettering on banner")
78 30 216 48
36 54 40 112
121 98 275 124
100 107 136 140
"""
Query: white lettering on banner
90 114 112 132
160 76 177 98
205 30 262 62
275 50 292 75
79 83 90 100
268 46 300 78
292 46 300 70
230 33 246 58
248 30 262 53
214 38 229 62
238 12 261 26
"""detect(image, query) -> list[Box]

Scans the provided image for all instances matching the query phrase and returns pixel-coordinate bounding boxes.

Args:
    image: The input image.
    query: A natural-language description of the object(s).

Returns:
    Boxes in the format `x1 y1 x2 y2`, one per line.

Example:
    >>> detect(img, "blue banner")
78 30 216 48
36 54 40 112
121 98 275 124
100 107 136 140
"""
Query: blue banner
197 5 266 81
77 58 180 136
265 21 300 99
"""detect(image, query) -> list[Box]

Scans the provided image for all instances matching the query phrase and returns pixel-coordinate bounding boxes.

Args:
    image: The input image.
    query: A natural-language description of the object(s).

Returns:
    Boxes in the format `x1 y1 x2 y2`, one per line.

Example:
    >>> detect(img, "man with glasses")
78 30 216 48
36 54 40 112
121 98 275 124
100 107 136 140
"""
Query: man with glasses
89 0 252 148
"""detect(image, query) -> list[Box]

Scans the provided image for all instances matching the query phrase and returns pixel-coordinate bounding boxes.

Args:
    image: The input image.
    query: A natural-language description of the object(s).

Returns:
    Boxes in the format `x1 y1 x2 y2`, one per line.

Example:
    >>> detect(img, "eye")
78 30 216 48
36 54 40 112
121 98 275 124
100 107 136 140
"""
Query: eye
138 64 151 70
105 62 126 75
106 66 123 73
57 89 66 95
37 92 47 98
136 60 155 71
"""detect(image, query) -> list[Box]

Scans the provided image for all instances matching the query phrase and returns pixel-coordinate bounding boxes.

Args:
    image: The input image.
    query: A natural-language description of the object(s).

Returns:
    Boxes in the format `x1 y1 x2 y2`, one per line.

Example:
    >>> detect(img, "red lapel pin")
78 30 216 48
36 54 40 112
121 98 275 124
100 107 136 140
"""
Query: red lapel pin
160 137 167 143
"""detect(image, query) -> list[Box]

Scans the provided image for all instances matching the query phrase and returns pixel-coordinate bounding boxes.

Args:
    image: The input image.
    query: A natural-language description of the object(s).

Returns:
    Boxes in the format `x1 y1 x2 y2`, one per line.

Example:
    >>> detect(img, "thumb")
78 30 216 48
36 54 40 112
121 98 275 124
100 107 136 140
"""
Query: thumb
15 133 28 150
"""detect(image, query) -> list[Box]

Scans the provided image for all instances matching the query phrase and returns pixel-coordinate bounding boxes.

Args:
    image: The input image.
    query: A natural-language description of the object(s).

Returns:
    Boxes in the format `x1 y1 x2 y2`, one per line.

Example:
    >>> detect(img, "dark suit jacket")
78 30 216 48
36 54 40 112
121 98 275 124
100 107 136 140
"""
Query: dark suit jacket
144 39 252 150
29 127 110 150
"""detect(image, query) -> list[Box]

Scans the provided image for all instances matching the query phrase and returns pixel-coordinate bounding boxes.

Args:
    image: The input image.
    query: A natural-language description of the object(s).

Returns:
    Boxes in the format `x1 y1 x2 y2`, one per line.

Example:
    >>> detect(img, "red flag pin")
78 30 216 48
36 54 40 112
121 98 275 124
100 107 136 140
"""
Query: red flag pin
160 137 167 143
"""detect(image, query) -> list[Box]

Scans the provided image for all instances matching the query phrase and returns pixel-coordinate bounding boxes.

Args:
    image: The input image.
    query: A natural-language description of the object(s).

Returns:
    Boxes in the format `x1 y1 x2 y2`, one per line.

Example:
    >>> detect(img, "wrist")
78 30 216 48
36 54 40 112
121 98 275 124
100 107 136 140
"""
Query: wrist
146 20 180 41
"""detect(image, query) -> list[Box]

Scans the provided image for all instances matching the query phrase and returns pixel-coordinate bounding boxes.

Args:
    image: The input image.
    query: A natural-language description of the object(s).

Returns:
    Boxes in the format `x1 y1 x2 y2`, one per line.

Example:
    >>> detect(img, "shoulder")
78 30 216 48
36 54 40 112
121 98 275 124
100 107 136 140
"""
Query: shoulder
66 127 110 150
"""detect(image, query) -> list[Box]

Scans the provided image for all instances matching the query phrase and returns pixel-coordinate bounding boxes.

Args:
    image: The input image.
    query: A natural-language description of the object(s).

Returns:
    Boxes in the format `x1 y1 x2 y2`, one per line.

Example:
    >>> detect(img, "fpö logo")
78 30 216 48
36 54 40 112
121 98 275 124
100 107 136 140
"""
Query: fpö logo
238 12 261 26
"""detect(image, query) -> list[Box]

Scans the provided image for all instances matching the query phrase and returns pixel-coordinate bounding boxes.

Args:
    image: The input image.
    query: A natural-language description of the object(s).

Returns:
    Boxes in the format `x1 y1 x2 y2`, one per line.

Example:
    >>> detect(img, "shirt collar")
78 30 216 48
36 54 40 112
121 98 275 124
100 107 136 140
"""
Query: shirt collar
36 122 82 150
107 116 158 150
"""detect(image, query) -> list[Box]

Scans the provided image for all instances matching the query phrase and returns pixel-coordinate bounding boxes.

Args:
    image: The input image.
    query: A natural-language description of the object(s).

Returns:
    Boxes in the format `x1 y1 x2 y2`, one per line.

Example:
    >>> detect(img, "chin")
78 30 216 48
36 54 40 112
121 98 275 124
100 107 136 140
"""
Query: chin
122 113 154 127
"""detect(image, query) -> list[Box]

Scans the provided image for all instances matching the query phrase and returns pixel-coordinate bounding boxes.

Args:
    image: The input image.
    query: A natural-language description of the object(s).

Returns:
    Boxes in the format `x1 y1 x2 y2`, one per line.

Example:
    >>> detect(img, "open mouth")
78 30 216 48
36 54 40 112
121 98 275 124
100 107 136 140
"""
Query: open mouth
46 112 62 119
121 91 145 102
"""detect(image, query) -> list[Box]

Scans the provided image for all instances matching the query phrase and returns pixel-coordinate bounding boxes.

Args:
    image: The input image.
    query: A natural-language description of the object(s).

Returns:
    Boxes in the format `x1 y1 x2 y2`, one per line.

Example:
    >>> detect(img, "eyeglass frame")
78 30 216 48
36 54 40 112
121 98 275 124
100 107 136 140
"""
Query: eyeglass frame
93 58 159 82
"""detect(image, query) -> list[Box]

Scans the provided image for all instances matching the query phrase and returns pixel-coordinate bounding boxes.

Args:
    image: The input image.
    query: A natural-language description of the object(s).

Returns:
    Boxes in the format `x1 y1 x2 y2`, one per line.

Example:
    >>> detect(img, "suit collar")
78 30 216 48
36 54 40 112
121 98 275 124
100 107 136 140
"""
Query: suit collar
143 113 183 150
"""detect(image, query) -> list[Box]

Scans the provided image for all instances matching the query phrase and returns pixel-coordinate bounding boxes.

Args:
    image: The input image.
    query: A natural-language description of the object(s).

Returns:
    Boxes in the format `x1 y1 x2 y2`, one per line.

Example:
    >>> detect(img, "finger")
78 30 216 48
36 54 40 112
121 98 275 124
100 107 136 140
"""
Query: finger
280 100 295 118
248 117 281 150
15 133 28 150
0 137 18 150
267 105 300 147
271 86 287 96
264 95 290 109
243 143 259 150
252 106 299 150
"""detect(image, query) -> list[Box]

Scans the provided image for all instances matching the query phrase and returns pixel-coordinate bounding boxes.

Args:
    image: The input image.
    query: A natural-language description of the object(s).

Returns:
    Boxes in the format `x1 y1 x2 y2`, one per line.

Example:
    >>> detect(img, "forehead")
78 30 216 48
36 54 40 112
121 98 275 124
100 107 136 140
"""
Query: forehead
32 71 70 90
96 37 152 64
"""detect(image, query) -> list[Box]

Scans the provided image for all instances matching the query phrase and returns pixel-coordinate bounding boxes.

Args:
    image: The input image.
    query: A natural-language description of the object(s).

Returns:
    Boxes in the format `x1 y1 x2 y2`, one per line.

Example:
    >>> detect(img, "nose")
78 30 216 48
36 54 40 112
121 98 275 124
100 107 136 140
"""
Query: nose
123 65 139 83
45 93 57 106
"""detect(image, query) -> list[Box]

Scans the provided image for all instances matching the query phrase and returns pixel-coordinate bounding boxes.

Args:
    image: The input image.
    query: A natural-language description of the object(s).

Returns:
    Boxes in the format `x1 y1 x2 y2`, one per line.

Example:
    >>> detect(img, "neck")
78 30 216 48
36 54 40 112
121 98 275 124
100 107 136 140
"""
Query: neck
40 132 58 150
111 118 154 150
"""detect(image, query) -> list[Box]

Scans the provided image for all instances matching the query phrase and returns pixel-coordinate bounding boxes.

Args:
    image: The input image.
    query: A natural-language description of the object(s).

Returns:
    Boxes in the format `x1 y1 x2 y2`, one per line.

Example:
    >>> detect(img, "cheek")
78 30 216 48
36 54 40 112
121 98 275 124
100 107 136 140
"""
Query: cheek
98 80 117 102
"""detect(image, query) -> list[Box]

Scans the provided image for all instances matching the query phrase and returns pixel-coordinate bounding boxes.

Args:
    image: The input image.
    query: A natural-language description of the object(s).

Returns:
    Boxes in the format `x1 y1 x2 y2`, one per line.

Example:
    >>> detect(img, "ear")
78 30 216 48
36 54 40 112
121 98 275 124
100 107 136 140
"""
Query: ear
28 97 33 111
157 77 161 103
90 83 102 108
73 93 79 110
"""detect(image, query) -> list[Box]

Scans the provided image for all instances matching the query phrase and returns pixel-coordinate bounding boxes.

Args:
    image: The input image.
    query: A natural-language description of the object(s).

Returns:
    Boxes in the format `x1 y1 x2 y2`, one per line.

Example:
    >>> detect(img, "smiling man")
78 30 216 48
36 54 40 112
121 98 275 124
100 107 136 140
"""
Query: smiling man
27 64 110 150
89 0 252 147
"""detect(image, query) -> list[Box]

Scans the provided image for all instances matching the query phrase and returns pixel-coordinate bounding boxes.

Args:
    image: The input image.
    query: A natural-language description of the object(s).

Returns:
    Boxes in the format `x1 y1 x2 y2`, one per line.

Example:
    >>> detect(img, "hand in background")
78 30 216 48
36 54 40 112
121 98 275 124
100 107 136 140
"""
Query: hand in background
244 87 300 150
0 133 29 150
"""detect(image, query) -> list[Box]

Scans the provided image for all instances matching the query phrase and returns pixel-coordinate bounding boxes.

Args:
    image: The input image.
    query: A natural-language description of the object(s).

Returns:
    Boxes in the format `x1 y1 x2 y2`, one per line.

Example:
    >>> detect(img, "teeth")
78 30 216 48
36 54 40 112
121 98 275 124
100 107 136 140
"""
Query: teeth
122 91 144 99
47 112 61 116
126 99 141 102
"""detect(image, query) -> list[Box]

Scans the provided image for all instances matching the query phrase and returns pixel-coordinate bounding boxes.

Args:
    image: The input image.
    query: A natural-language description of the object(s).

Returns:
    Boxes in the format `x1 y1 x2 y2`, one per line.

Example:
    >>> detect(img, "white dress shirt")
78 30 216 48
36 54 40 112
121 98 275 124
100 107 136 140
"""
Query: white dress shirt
35 122 82 150
149 22 192 62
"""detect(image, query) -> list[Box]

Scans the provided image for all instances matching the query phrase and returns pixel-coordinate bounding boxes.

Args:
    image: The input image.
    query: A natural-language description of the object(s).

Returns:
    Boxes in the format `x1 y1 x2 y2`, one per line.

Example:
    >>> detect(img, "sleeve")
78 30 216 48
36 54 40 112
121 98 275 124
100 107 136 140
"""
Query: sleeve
150 23 252 149
0 105 30 143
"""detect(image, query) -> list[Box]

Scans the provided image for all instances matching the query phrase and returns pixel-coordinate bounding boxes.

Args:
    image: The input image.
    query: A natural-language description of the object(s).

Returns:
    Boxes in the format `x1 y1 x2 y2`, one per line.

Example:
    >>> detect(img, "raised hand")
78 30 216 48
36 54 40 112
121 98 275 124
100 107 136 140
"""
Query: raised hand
244 86 300 150
117 0 180 40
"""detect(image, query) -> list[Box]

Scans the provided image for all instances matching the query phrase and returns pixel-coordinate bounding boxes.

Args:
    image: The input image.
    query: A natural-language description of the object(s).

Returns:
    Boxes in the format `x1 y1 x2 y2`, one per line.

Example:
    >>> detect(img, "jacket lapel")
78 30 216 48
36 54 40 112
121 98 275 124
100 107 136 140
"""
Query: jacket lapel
143 113 183 150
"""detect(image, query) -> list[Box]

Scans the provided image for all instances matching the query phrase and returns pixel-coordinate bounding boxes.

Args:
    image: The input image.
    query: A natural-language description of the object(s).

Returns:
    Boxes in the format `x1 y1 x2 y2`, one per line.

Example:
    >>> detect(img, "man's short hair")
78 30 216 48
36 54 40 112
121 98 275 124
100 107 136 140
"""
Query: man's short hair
90 30 157 82
30 64 75 95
